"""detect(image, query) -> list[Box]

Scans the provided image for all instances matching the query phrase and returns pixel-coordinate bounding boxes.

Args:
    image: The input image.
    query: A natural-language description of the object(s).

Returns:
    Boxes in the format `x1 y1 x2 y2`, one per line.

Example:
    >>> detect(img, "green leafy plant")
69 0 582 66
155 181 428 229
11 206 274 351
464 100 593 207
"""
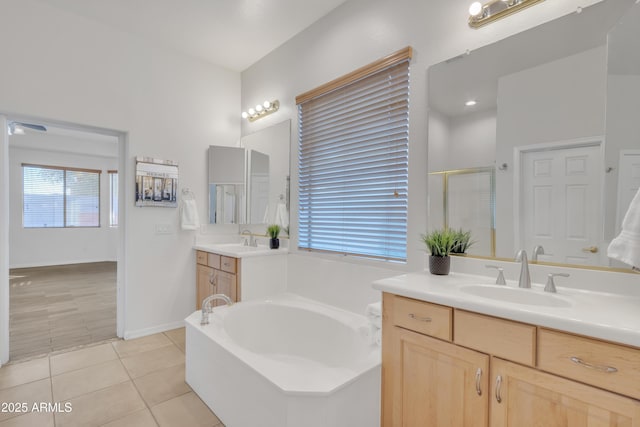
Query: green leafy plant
450 229 474 254
421 229 455 257
267 224 281 239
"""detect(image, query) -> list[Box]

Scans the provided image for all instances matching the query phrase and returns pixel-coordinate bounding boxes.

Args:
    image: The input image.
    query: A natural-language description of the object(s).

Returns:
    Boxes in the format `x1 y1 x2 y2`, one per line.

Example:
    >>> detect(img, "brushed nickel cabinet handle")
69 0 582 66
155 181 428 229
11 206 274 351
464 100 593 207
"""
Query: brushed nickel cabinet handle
408 313 432 322
475 368 482 396
581 246 598 253
495 375 502 403
569 357 618 373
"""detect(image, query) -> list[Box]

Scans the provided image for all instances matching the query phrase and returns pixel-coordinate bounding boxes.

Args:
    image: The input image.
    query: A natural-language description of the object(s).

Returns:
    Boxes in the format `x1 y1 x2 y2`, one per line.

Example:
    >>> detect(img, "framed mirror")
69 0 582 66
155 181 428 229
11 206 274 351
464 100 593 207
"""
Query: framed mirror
207 120 291 228
427 0 638 271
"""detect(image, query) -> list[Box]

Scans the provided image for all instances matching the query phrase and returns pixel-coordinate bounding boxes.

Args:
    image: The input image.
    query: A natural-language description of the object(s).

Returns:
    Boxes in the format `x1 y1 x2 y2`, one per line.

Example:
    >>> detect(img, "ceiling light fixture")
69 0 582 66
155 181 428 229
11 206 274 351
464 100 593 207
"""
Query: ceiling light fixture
468 0 545 28
465 100 477 107
241 100 280 122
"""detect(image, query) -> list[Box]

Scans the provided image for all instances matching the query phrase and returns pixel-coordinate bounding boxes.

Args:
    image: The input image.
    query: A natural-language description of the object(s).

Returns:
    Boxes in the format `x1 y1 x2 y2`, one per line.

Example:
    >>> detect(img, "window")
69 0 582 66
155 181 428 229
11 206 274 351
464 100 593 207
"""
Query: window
109 170 118 226
296 47 411 261
23 164 101 228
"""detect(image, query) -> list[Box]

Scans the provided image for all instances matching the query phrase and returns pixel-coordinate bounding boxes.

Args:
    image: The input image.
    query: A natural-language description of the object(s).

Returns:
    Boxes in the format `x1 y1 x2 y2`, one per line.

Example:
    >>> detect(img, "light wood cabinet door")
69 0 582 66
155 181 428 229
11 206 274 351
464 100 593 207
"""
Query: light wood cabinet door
490 358 640 427
196 264 214 310
214 270 237 306
383 326 489 427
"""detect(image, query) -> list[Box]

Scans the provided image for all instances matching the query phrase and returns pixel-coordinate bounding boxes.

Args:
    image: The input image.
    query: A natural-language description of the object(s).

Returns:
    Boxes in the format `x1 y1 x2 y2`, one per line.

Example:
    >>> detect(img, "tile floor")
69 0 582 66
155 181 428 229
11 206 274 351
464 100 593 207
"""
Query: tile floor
9 262 117 360
0 328 225 427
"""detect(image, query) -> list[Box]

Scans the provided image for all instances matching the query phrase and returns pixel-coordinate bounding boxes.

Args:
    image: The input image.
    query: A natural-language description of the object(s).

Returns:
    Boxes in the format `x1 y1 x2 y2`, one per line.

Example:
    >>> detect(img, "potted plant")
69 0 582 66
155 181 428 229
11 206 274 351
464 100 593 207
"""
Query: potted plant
267 224 281 249
421 229 455 275
451 228 474 255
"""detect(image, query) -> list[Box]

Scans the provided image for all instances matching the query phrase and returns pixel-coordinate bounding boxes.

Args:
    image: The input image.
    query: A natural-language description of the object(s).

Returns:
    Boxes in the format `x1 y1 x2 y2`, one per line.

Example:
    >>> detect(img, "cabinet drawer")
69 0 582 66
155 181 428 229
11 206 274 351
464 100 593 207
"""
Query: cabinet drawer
387 295 452 341
196 251 208 265
220 256 237 274
538 328 640 399
454 310 536 366
207 253 221 269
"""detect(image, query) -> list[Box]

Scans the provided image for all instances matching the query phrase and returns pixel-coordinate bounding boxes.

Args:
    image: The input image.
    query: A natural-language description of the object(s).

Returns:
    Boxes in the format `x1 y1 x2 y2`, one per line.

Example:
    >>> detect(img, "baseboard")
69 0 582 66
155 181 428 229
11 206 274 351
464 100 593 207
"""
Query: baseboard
123 319 187 340
9 258 116 269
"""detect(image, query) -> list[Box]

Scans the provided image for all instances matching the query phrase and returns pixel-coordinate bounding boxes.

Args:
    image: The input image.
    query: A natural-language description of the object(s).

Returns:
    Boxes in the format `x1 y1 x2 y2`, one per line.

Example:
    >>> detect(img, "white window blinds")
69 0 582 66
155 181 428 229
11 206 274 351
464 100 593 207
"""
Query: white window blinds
23 164 101 228
297 48 411 261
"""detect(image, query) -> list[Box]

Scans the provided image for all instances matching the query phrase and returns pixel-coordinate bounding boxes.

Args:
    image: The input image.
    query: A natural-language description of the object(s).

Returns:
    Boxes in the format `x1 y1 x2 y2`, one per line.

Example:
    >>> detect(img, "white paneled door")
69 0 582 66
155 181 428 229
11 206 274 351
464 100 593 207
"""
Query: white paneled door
615 150 640 232
521 144 602 266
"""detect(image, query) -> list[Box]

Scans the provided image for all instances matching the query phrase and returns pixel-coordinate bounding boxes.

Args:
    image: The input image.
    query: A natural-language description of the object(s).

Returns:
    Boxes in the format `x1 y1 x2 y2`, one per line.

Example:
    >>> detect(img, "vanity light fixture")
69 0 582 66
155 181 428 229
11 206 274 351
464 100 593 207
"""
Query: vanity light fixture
241 100 280 122
468 0 545 29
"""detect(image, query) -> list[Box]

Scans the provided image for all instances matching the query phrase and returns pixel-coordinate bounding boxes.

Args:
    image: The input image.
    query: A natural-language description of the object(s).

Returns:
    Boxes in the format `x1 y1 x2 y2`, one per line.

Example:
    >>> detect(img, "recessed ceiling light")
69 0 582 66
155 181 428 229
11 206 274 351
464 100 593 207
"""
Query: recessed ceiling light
465 100 477 107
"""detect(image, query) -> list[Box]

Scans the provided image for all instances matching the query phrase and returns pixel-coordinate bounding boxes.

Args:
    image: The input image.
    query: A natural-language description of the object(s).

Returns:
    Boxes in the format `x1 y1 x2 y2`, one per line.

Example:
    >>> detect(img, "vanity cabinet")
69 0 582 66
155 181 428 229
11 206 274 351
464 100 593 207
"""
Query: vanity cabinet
195 250 239 309
382 292 640 427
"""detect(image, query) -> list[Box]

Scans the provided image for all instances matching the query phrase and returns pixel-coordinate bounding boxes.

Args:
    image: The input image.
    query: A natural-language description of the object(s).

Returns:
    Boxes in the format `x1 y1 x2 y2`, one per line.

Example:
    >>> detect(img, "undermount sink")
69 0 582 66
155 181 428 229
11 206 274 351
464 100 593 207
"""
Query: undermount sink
460 285 571 308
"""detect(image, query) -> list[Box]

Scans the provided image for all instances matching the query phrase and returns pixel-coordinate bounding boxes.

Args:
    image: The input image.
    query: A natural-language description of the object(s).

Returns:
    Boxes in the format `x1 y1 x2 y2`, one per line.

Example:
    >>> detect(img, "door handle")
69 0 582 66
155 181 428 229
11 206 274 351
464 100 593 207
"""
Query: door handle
582 246 598 253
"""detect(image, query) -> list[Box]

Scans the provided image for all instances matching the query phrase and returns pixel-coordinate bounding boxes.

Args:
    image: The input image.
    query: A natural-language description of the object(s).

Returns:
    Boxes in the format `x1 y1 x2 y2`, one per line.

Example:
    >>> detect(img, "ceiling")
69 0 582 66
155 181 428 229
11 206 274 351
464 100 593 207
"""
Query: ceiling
33 0 348 72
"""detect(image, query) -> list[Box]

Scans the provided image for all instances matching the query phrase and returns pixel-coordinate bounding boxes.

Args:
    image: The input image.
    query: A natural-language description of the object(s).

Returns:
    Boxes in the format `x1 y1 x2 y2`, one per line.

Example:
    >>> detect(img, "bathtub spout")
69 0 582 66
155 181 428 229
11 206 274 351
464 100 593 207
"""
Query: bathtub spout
200 294 234 325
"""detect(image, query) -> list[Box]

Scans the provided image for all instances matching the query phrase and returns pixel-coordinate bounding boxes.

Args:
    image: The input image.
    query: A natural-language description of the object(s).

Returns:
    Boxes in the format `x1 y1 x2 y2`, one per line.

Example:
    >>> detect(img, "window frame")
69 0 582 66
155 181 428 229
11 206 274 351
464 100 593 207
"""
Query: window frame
22 163 102 229
295 47 412 262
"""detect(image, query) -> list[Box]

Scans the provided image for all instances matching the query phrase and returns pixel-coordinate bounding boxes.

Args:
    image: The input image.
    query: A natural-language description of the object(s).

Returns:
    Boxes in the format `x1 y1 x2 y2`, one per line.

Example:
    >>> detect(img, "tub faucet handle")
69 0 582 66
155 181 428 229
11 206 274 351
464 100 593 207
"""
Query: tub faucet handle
485 265 506 285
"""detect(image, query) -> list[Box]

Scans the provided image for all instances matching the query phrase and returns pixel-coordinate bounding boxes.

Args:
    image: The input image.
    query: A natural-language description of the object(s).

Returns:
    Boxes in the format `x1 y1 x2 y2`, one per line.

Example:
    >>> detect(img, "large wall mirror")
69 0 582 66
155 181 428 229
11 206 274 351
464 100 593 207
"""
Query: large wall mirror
208 120 291 228
427 0 639 271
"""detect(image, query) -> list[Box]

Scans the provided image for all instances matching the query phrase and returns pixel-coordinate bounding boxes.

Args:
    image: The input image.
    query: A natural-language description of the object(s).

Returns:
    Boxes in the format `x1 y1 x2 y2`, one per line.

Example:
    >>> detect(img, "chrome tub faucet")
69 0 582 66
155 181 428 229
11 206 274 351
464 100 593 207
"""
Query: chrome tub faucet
200 294 234 325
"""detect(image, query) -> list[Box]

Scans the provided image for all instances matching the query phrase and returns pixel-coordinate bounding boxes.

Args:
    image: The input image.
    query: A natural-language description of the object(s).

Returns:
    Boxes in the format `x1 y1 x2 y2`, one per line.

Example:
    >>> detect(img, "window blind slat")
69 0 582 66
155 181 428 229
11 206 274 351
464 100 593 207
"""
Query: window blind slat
297 57 410 261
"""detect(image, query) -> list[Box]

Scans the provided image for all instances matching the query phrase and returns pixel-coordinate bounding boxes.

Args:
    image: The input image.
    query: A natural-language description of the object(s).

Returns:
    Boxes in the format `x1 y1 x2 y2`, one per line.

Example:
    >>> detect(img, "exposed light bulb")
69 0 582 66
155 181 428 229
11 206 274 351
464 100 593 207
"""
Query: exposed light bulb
13 127 25 135
263 101 271 109
255 104 263 112
248 108 256 116
241 111 249 119
465 100 477 107
469 1 483 17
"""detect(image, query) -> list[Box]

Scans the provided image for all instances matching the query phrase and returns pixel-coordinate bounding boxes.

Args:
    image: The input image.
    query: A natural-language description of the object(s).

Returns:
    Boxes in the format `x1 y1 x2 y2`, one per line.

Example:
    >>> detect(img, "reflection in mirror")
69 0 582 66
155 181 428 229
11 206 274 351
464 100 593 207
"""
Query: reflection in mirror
241 120 291 229
427 0 637 270
208 146 245 224
429 167 495 257
248 150 270 224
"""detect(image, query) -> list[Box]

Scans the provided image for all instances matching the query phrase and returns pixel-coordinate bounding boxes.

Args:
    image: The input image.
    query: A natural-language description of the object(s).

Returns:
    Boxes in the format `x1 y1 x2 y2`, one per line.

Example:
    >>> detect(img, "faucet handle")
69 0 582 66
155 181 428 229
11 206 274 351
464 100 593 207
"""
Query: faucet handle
544 273 569 293
485 265 506 285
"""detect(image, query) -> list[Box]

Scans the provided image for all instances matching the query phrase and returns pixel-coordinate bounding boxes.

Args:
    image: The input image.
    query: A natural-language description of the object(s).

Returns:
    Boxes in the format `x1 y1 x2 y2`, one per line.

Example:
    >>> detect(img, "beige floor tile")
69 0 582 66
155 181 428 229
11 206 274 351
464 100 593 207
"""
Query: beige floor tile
121 345 184 379
163 328 185 352
50 343 119 376
0 411 54 427
133 363 190 407
0 379 52 423
99 409 158 427
52 359 130 402
112 333 172 359
0 357 49 390
151 392 221 427
54 381 145 427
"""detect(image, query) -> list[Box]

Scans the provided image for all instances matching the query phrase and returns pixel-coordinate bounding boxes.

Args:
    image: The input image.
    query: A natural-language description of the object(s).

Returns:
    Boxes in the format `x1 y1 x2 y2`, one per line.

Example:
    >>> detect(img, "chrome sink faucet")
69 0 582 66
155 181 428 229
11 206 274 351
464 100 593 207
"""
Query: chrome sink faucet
515 249 531 288
240 229 257 247
200 294 234 325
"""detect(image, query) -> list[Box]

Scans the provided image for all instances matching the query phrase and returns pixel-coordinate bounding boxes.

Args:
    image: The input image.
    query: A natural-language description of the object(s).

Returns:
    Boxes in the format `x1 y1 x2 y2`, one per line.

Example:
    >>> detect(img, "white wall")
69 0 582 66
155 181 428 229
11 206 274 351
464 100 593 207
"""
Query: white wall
9 133 118 268
0 0 241 340
603 74 640 241
241 0 601 287
494 45 607 257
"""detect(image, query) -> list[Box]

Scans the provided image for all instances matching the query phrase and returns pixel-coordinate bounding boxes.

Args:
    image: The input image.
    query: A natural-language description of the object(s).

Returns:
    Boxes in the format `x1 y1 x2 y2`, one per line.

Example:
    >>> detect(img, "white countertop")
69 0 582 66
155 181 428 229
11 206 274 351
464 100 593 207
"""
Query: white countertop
372 271 640 348
194 243 289 258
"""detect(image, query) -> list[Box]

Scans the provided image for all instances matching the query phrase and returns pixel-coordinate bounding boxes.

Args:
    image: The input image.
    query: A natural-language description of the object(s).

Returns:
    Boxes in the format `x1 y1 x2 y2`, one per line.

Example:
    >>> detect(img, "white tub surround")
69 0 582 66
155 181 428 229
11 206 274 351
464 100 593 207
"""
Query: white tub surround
372 268 640 348
185 293 380 427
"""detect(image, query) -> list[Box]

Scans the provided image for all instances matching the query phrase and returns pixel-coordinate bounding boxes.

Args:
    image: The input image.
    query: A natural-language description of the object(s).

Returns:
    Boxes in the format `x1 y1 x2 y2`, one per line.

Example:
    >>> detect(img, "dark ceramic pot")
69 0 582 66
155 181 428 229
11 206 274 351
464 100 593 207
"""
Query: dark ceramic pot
269 238 280 249
429 255 450 275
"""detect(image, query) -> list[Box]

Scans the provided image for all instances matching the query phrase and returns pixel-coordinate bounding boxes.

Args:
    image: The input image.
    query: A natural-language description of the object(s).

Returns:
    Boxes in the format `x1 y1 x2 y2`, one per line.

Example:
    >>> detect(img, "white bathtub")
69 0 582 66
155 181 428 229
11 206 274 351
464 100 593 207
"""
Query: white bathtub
185 293 381 427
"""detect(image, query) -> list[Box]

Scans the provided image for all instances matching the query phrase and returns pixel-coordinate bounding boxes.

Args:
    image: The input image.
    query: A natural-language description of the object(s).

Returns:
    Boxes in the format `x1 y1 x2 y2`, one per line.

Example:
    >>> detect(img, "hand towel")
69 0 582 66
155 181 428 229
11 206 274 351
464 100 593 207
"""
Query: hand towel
608 187 640 269
366 302 382 328
274 202 289 228
180 198 200 230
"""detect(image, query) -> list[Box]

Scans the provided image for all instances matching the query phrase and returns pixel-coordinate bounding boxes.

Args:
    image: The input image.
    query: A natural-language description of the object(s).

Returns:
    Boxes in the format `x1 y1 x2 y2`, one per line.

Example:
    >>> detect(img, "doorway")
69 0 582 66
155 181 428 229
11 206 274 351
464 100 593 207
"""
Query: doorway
518 140 603 266
1 115 126 363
